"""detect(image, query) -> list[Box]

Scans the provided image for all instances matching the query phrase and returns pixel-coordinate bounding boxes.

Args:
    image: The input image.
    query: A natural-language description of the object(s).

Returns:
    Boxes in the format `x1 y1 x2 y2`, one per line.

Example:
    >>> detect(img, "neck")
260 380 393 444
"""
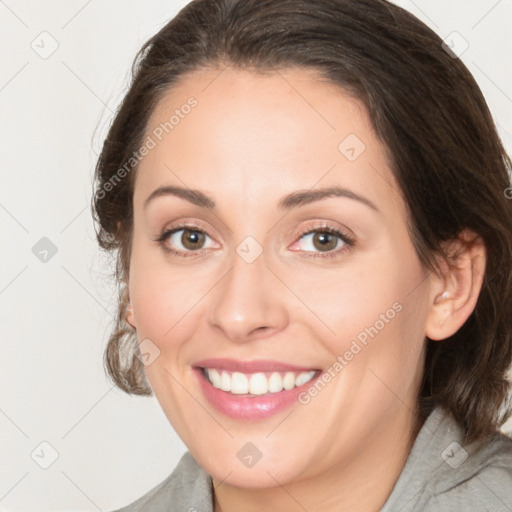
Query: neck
212 406 424 512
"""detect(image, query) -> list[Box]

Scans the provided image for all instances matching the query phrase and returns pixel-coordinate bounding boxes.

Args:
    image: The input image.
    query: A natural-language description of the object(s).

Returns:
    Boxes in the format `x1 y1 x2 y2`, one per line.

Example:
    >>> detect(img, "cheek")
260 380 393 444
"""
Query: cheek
304 248 426 368
128 249 215 347
129 275 189 344
288 260 402 340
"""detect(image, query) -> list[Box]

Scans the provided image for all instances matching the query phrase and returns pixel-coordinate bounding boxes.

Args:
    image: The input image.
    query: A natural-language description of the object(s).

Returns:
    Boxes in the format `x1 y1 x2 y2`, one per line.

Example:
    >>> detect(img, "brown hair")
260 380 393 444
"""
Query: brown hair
91 0 512 444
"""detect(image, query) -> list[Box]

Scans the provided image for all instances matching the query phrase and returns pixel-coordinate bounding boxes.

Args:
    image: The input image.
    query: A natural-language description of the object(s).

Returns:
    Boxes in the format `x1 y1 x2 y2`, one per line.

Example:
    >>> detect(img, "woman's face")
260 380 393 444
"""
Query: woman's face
127 66 433 488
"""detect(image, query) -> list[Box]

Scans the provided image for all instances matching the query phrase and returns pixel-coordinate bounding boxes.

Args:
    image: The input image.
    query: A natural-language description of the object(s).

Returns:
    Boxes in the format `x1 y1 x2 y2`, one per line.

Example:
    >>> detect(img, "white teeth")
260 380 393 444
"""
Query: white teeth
208 368 221 388
204 368 317 395
220 371 231 392
231 372 249 394
295 372 315 386
268 372 283 393
283 372 296 390
249 373 268 395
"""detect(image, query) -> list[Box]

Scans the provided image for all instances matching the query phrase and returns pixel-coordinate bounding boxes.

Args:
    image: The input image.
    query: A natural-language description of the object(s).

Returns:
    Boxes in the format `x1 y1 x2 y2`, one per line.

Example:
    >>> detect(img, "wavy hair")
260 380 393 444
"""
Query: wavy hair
91 0 512 444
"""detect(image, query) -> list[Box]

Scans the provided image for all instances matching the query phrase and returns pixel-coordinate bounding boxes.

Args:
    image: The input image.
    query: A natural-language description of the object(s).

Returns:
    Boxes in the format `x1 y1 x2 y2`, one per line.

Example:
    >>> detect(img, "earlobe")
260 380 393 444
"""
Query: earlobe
126 302 137 329
425 229 486 341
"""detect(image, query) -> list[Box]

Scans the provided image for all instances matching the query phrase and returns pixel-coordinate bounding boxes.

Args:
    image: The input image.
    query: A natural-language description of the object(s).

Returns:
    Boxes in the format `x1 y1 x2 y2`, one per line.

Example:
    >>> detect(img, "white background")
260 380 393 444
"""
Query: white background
1 0 511 510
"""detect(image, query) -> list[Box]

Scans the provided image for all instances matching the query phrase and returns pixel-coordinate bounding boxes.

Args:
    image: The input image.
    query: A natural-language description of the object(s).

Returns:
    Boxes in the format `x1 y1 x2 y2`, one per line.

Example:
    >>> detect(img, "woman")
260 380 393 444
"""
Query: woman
92 0 512 510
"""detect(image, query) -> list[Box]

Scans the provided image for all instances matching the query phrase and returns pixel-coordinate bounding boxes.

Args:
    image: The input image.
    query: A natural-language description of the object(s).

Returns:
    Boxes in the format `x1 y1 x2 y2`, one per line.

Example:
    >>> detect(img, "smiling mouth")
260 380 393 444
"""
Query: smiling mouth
199 367 321 396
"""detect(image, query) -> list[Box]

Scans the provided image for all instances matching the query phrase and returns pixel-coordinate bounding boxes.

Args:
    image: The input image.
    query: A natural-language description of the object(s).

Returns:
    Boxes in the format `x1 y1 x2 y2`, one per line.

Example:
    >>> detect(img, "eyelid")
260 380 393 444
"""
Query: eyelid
157 218 218 241
152 219 220 257
288 221 354 254
169 227 217 249
155 219 355 259
291 219 354 239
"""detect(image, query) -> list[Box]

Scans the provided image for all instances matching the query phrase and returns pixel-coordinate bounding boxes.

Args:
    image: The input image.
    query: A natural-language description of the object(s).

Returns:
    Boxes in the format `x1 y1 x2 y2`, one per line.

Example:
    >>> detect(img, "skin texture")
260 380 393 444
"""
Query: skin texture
125 66 486 512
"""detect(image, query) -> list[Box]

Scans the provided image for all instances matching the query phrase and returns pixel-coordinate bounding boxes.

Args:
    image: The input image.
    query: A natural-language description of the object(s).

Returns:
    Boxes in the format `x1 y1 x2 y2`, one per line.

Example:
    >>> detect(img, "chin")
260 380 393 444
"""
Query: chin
198 449 312 489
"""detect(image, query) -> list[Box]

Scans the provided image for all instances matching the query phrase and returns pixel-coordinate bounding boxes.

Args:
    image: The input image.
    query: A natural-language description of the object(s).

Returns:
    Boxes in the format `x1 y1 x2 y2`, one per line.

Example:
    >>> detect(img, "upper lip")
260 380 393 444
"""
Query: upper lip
194 358 320 373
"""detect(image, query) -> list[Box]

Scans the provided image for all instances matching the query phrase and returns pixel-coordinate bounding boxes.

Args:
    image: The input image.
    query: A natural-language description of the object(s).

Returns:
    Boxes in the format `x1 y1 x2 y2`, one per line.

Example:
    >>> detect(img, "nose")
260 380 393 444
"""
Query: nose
207 245 289 343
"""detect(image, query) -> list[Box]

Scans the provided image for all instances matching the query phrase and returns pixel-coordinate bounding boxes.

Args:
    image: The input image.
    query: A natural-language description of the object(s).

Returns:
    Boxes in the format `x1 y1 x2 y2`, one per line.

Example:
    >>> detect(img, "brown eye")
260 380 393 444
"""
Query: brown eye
156 224 219 258
180 229 206 250
290 226 354 259
312 232 338 252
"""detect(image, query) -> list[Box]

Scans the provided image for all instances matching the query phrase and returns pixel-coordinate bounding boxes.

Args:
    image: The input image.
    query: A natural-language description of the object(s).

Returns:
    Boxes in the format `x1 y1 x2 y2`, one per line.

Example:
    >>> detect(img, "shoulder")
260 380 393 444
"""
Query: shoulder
381 406 512 512
110 451 213 512
425 431 512 510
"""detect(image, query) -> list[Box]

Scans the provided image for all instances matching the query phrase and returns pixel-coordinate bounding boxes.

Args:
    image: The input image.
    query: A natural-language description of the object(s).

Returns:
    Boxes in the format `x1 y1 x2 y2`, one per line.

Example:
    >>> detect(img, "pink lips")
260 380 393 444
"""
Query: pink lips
193 358 321 421
194 358 318 373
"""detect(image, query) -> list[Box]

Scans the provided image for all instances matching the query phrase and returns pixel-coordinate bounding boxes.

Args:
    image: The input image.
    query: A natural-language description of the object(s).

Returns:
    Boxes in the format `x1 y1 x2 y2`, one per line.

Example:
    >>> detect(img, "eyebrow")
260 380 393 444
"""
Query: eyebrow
143 185 379 213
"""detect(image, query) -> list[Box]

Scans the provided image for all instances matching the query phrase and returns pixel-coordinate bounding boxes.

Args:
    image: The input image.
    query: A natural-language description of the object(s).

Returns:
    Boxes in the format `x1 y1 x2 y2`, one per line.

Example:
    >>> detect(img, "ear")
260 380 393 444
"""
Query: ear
126 301 137 329
425 228 486 341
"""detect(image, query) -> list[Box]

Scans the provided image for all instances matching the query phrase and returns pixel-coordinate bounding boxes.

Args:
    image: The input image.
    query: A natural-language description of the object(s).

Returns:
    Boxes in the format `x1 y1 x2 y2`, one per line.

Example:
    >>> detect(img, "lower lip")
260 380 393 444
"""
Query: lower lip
193 367 321 421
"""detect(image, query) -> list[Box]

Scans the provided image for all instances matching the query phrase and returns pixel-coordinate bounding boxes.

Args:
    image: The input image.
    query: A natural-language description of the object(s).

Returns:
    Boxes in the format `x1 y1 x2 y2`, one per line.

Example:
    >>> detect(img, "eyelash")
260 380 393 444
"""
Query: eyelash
154 223 355 260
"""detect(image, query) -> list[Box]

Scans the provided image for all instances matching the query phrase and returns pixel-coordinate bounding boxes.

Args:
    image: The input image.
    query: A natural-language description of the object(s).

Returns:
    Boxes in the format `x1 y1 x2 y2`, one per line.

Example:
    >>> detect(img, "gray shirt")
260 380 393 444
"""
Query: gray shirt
113 405 512 511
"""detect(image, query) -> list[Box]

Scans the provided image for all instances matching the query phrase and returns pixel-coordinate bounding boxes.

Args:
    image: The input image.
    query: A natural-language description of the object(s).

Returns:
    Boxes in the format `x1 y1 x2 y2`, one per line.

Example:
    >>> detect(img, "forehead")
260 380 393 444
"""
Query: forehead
135 66 405 218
